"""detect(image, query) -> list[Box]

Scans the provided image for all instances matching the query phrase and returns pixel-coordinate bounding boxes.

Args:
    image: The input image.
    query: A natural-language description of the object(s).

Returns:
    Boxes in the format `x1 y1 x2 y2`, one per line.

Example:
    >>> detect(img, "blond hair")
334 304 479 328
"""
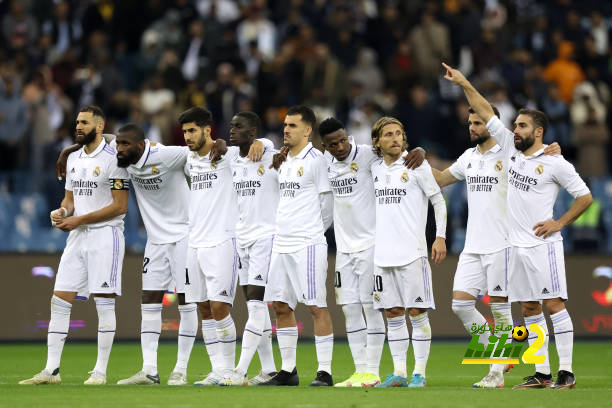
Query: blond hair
371 116 408 157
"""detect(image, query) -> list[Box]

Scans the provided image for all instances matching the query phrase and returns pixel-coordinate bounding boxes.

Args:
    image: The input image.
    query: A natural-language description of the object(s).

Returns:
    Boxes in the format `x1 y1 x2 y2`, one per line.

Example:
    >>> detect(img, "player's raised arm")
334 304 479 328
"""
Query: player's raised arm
442 62 496 124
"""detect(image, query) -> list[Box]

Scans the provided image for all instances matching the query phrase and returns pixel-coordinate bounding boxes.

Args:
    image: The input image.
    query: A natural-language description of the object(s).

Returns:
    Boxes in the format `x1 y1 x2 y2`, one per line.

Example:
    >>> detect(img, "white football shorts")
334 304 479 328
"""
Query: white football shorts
237 236 274 287
373 257 435 310
334 247 374 305
142 236 188 293
453 248 510 298
185 238 239 304
54 226 124 299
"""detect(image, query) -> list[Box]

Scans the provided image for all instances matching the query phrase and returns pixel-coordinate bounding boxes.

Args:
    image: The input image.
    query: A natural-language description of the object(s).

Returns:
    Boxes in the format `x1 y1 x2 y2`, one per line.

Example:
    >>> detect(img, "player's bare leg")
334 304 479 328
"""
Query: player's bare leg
19 291 76 385
513 301 553 388
261 301 299 386
308 305 334 386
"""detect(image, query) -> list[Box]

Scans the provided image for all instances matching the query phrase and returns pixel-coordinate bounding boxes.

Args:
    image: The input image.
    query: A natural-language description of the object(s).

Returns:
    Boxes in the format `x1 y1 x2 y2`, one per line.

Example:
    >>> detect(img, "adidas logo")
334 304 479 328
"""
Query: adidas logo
493 285 502 292
467 163 472 169
101 282 109 288
254 274 263 281
374 176 378 182
71 168 75 173
415 297 423 303
511 156 516 162
542 288 550 294
219 290 228 296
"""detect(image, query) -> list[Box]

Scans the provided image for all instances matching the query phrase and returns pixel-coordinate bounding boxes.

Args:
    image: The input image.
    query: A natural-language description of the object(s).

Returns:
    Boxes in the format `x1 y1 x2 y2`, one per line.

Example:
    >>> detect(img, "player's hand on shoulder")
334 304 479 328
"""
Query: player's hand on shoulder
270 146 288 170
533 218 563 238
248 140 265 162
56 144 80 180
403 147 426 169
210 138 228 162
543 142 561 156
431 237 447 265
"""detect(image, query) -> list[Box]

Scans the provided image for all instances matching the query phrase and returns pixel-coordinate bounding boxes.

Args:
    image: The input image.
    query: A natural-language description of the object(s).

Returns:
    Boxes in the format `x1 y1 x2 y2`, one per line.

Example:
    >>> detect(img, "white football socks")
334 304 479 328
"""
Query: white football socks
236 300 266 375
364 305 385 377
315 334 334 374
215 314 236 376
387 316 409 378
201 319 221 373
276 327 298 372
524 313 551 375
140 303 162 375
490 302 513 374
257 306 276 374
342 303 367 373
174 303 198 375
45 295 72 372
551 309 574 373
93 297 116 375
409 312 431 377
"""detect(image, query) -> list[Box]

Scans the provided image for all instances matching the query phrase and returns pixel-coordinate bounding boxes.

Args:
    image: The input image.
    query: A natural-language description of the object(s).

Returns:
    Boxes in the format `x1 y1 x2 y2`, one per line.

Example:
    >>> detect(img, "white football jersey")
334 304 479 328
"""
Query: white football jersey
231 148 279 248
326 142 377 253
448 144 509 254
65 139 129 229
122 140 190 244
187 147 238 248
487 116 590 247
372 156 441 267
274 143 332 253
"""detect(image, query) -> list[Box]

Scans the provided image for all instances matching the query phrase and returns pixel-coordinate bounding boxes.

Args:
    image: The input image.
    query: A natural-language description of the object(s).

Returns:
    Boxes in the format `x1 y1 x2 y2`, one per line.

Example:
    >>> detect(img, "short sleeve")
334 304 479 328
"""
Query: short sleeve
552 158 591 199
448 151 468 181
313 155 332 194
486 116 515 154
108 162 130 191
64 155 74 191
415 160 442 198
161 146 189 170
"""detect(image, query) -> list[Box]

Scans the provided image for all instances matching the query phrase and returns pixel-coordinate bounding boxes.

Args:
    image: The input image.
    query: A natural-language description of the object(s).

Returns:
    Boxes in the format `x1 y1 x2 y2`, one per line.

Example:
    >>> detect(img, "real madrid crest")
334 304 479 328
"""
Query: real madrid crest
373 293 380 302
494 160 503 171
400 172 409 183
297 166 304 177
257 164 265 176
210 161 218 170
350 162 359 173
535 164 544 175
93 166 100 177
151 165 160 175
113 179 124 189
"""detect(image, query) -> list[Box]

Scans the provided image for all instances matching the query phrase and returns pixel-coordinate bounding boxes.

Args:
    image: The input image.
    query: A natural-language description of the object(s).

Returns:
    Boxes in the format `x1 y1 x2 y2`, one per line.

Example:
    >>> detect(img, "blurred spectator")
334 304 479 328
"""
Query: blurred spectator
41 0 82 59
0 71 28 170
181 20 211 82
237 4 276 62
543 41 585 103
589 11 610 56
2 0 38 52
571 81 606 126
348 48 384 100
302 43 344 106
408 10 452 87
573 108 609 178
541 84 570 148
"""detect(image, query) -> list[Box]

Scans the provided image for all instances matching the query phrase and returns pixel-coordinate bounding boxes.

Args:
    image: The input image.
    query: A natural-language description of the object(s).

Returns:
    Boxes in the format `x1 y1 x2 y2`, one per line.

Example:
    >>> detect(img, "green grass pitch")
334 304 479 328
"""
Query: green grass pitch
1 341 610 408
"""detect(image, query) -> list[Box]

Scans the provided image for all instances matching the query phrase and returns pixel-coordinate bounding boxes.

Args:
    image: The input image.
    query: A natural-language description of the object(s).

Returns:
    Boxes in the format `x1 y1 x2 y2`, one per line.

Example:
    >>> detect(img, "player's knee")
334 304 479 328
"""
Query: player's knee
53 291 76 304
385 307 404 318
407 307 427 317
141 290 164 304
272 301 291 316
451 298 476 316
521 301 542 316
198 301 213 319
246 285 265 301
210 301 230 319
543 298 565 314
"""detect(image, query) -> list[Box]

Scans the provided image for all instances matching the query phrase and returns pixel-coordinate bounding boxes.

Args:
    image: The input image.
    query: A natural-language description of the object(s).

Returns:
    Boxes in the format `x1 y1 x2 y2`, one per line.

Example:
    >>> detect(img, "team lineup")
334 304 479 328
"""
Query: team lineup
19 64 592 390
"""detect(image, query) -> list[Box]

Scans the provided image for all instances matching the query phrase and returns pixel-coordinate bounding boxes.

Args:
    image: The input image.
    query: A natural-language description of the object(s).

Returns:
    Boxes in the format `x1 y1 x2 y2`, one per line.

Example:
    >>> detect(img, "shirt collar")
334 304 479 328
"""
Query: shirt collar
293 142 314 159
521 146 547 159
382 151 408 167
80 138 107 158
474 143 501 156
133 140 151 169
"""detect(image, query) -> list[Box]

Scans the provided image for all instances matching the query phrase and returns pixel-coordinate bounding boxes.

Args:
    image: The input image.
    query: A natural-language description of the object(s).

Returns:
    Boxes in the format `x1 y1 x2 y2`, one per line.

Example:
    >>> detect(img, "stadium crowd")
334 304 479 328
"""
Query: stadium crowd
0 0 611 251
